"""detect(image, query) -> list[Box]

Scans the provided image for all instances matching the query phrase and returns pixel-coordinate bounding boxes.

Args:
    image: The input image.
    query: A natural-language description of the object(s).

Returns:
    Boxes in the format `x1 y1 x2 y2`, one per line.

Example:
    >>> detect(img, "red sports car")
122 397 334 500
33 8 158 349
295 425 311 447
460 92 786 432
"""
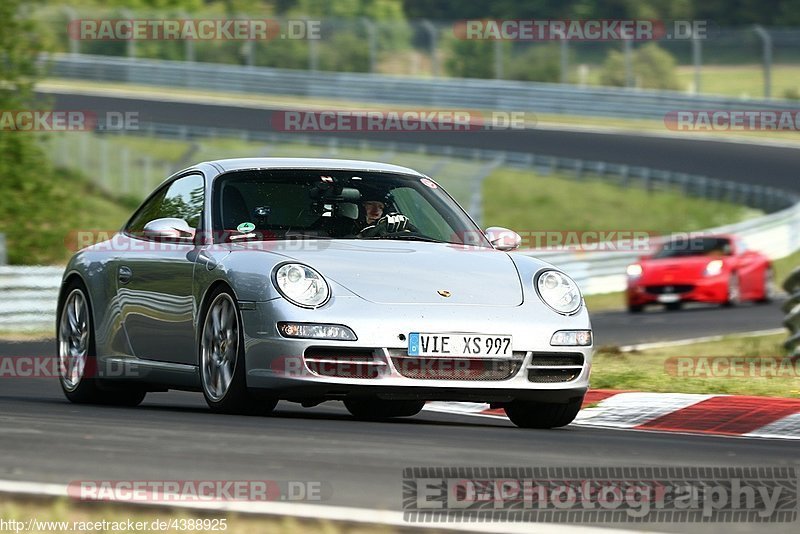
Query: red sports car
625 234 775 312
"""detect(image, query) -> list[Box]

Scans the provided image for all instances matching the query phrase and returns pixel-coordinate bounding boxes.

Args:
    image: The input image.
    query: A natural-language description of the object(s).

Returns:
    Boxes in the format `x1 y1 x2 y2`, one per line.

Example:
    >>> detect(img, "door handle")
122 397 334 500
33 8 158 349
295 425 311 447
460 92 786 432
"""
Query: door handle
118 266 132 284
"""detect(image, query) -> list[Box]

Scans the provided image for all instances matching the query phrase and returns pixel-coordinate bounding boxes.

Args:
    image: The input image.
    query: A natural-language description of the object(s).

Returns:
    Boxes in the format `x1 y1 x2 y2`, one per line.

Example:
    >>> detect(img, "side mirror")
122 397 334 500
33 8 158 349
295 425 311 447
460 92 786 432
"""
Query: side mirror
485 226 522 251
142 218 196 242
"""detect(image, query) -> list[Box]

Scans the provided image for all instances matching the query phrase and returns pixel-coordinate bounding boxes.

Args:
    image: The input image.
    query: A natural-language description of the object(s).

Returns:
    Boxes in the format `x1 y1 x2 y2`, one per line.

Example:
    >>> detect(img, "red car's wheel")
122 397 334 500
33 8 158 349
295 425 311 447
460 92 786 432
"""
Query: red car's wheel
757 267 776 304
724 273 741 307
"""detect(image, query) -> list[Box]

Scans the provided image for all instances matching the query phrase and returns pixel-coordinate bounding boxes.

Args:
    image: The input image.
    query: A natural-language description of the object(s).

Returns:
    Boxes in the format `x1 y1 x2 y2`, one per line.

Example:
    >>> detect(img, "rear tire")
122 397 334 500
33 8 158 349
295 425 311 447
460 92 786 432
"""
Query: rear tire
504 397 583 429
344 398 425 420
199 286 277 415
57 281 146 407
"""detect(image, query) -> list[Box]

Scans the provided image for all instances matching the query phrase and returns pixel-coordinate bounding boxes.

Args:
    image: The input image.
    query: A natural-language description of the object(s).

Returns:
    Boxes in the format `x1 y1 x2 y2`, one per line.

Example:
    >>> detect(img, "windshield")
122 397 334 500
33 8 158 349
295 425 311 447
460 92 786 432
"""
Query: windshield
653 236 732 259
211 169 490 247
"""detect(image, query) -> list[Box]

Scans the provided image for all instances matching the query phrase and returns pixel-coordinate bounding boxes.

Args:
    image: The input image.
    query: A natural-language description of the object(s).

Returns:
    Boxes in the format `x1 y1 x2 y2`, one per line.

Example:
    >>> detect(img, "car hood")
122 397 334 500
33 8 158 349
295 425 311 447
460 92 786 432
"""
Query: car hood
265 240 524 306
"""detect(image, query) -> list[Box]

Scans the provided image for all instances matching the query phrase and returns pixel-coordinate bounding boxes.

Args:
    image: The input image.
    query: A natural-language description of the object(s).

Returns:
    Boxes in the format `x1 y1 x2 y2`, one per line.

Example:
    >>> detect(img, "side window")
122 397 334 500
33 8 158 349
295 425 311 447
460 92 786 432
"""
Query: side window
126 174 205 235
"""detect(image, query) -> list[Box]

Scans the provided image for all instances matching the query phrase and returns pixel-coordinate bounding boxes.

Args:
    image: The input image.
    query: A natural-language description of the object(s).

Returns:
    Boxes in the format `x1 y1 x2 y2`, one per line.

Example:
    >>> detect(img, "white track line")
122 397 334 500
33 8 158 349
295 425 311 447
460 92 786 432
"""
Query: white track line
618 328 786 352
0 479 652 534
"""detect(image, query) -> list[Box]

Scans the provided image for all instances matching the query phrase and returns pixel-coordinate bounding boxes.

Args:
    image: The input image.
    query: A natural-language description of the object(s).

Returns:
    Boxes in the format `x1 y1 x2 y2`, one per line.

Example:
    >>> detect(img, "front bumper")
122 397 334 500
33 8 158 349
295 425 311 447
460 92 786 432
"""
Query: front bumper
239 296 593 403
627 276 728 306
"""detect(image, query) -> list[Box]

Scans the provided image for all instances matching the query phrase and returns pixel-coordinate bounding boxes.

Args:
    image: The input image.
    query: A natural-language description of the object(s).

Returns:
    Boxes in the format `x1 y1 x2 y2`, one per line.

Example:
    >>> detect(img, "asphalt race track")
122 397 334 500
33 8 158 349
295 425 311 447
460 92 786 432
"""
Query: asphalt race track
43 91 800 192
0 348 798 534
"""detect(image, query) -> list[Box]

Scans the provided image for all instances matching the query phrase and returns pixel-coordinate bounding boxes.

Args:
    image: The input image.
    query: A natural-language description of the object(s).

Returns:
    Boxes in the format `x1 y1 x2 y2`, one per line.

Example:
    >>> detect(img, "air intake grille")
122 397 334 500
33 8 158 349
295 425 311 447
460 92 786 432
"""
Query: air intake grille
390 356 523 381
527 352 585 383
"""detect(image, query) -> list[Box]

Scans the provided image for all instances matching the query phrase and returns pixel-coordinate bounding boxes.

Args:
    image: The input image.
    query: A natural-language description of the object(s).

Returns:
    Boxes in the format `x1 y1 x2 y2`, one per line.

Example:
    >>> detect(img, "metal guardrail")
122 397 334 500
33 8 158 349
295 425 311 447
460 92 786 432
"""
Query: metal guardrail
0 266 61 331
46 53 800 121
782 269 800 361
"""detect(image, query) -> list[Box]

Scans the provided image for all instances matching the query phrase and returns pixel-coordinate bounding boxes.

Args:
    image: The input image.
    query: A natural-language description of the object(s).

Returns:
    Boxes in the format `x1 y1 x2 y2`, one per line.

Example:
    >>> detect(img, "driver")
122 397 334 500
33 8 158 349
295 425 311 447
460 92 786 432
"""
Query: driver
357 191 412 237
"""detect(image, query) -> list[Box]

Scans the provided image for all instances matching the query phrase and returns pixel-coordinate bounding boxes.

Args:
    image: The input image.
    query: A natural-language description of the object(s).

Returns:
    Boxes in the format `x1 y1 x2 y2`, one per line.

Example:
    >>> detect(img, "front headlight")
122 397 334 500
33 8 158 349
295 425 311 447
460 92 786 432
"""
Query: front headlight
626 264 643 279
535 270 582 315
273 263 330 308
704 259 724 277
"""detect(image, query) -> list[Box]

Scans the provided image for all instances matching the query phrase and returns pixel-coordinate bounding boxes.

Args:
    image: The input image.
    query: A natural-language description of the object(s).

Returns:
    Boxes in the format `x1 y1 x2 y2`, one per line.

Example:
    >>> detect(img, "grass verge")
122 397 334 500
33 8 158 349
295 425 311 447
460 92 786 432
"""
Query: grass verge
591 332 799 397
482 168 758 236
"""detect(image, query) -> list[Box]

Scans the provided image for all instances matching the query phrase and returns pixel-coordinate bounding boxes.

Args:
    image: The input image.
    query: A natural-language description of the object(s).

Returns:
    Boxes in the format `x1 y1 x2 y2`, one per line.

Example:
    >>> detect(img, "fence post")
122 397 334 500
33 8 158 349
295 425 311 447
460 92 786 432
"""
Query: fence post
361 18 377 73
494 40 504 79
692 30 702 93
420 20 439 77
753 25 772 99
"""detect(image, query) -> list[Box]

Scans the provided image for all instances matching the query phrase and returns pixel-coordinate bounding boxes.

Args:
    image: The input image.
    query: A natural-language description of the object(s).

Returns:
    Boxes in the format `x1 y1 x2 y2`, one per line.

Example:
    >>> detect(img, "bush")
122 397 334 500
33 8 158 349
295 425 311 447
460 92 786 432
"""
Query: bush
505 44 562 83
783 87 800 100
599 43 680 90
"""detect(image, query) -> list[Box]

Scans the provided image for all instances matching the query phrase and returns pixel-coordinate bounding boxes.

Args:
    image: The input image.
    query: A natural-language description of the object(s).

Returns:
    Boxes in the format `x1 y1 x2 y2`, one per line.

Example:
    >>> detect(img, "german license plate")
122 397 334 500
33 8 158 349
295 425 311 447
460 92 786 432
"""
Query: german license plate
408 333 512 357
657 294 680 303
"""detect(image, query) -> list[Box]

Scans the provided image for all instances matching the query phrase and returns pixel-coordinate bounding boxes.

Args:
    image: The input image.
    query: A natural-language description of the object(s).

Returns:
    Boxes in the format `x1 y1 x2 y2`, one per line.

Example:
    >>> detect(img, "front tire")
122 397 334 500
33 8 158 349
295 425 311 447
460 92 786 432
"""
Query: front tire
199 287 277 415
57 282 146 406
344 398 425 420
504 397 583 429
724 273 741 307
757 267 776 304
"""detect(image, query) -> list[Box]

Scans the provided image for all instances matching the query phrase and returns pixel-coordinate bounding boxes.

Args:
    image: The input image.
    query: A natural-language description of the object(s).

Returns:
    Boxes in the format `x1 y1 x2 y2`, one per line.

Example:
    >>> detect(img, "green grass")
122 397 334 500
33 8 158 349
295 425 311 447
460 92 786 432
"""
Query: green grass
482 168 758 236
675 64 800 99
591 333 799 397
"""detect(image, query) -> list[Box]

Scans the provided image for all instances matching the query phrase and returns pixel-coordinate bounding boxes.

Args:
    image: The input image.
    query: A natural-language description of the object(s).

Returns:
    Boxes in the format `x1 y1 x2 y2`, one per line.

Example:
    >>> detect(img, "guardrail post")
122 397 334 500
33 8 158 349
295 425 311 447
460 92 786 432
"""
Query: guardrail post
641 167 651 192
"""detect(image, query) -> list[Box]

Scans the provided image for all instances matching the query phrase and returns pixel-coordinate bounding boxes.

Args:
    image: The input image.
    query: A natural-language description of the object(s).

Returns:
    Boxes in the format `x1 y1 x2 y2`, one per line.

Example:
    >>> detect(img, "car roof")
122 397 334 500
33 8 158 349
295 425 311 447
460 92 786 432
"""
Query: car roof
203 158 426 176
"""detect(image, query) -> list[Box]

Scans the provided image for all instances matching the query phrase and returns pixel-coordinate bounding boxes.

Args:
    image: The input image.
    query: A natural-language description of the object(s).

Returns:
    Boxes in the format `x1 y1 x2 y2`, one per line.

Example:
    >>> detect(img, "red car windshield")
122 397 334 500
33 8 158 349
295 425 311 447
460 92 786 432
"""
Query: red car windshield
653 237 732 259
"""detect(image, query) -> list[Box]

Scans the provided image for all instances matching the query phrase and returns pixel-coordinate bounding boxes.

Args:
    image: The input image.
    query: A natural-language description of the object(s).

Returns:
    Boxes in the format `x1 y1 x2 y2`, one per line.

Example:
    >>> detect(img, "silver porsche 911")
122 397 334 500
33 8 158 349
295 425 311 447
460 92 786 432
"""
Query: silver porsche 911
57 158 592 428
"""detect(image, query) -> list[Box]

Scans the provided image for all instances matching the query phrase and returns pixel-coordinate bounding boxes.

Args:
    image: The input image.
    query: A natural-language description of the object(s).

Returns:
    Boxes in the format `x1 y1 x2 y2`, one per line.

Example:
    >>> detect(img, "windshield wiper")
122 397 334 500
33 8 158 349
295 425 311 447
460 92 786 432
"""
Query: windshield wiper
363 234 443 243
